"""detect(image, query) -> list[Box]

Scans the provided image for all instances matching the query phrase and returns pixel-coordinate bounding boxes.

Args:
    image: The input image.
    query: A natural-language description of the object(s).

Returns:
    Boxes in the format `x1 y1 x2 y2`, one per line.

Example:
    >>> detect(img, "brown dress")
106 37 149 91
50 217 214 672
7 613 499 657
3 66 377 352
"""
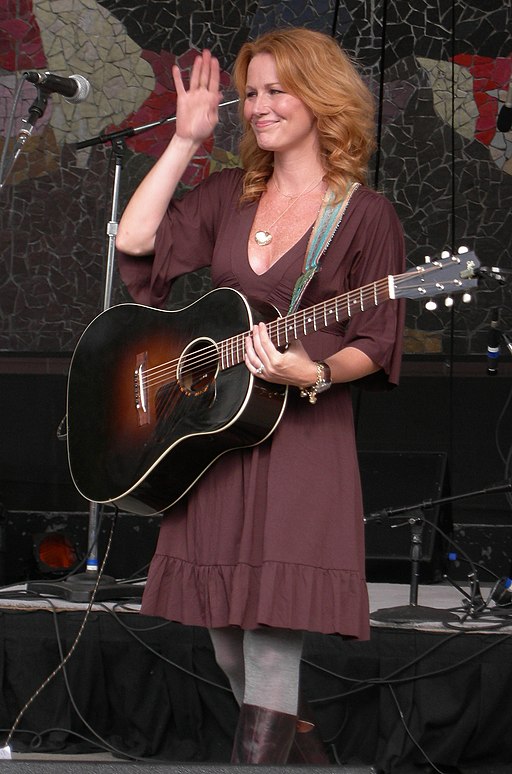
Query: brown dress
118 168 405 638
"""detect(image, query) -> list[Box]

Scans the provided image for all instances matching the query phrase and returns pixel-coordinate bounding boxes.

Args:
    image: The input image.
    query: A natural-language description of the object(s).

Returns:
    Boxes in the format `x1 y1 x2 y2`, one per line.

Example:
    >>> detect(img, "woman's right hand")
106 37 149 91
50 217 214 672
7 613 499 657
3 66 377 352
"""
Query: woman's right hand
172 50 221 144
117 49 222 256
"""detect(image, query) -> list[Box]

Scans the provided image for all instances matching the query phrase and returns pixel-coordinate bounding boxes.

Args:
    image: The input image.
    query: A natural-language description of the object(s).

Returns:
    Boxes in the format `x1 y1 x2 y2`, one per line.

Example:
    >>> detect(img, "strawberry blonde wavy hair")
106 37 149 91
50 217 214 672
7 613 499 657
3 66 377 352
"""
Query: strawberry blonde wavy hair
231 27 376 203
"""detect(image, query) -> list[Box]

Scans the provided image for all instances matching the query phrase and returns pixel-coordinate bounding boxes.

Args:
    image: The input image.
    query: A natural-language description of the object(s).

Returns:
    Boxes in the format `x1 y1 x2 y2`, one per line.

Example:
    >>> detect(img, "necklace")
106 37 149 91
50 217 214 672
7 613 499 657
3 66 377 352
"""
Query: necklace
254 176 324 247
272 176 314 198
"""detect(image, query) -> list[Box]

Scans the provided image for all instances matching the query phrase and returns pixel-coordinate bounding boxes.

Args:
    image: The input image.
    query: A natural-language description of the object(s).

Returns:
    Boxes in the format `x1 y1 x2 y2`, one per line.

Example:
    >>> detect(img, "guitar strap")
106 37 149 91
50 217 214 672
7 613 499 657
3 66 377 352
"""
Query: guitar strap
287 181 360 314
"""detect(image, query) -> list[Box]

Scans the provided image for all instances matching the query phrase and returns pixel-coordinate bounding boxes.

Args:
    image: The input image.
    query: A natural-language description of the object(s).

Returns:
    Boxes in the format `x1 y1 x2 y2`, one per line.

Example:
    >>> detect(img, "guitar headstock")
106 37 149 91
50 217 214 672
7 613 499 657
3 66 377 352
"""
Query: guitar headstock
395 249 480 301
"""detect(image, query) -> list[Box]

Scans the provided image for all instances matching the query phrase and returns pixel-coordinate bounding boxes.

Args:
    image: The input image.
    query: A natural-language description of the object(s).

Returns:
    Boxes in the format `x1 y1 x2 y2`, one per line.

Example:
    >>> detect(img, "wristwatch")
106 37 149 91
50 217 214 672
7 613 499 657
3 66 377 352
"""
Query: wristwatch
300 361 332 404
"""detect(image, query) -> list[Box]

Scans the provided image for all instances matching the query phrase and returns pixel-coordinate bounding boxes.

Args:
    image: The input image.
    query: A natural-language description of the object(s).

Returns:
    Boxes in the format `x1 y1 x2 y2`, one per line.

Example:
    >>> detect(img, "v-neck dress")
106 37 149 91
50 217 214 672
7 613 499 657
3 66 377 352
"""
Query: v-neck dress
118 167 405 638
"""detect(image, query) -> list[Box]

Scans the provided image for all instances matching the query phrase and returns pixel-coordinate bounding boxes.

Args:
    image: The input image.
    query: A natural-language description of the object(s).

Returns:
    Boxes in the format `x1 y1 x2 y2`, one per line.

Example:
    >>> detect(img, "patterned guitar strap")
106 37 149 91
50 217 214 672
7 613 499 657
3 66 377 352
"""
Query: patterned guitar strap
287 181 360 314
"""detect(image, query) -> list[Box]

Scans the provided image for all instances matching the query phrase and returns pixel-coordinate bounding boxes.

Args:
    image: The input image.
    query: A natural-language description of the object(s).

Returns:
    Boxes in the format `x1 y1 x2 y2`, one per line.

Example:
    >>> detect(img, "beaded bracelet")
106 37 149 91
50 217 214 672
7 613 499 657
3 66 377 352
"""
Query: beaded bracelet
299 361 332 404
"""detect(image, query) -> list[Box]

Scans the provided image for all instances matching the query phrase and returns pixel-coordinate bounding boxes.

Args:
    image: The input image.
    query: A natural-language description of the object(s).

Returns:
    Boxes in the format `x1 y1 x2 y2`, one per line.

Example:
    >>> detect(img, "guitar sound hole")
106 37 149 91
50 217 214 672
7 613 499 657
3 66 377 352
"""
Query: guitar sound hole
178 337 219 396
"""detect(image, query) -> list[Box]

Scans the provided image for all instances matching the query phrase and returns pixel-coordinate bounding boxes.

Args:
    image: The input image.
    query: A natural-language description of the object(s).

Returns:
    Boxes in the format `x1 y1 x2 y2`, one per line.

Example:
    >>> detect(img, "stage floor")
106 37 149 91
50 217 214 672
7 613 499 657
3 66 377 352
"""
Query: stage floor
0 578 508 628
1 580 511 773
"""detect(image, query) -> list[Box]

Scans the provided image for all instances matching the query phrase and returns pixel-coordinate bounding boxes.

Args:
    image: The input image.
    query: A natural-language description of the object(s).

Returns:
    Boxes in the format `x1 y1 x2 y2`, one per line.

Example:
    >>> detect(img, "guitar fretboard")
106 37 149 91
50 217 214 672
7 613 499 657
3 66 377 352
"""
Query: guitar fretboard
219 276 394 371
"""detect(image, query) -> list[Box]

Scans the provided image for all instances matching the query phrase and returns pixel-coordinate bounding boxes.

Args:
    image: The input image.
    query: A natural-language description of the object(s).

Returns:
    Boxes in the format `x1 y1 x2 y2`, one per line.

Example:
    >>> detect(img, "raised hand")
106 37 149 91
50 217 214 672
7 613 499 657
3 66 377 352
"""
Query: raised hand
117 51 222 256
172 50 222 145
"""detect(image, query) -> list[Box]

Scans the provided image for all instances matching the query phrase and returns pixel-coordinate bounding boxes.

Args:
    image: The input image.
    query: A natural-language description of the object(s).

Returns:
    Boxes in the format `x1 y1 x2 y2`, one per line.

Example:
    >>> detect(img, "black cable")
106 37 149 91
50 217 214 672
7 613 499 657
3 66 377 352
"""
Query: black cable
313 631 511 748
387 684 447 774
47 601 165 762
493 379 512 512
373 0 387 191
420 512 512 617
447 0 457 476
95 602 232 693
5 723 171 764
3 603 230 760
330 0 340 38
417 513 490 613
4 591 511 759
109 601 174 630
114 563 150 583
327 632 510 696
450 0 457 256
91 594 512 703
2 592 229 761
443 614 512 633
1 511 119 752
305 630 464 699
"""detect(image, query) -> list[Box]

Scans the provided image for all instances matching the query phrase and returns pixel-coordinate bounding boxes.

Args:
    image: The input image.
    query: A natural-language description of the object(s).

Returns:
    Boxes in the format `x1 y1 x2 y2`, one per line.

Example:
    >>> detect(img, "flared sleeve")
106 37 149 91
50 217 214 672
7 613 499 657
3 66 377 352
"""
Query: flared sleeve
117 168 245 307
335 188 406 388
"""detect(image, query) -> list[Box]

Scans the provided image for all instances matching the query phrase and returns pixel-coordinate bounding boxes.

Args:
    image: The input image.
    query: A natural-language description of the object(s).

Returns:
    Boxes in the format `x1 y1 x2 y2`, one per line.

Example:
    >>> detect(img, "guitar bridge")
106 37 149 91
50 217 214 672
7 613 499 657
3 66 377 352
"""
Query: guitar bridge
134 352 150 426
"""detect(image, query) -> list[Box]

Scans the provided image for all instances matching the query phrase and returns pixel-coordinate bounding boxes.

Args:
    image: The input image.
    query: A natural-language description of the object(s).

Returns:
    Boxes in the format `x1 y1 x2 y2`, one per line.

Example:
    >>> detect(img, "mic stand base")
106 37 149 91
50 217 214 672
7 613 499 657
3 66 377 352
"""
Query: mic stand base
26 571 144 604
371 604 458 624
369 511 458 624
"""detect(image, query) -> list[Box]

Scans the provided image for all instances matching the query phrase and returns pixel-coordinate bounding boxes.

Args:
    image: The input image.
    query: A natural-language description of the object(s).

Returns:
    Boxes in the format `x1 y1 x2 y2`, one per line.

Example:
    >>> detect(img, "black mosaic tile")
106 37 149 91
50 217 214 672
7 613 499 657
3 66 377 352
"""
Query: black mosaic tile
98 0 257 68
0 0 511 357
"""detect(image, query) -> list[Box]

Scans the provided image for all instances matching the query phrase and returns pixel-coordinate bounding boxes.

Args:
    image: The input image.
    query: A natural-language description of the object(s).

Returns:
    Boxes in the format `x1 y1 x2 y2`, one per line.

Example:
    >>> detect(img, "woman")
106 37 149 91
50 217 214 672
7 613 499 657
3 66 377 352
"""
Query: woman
116 27 405 765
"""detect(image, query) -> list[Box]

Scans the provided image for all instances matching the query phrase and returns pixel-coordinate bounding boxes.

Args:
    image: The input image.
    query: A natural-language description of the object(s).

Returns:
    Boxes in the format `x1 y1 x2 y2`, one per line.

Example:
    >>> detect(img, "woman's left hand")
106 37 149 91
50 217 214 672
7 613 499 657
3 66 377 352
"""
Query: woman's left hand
244 322 317 388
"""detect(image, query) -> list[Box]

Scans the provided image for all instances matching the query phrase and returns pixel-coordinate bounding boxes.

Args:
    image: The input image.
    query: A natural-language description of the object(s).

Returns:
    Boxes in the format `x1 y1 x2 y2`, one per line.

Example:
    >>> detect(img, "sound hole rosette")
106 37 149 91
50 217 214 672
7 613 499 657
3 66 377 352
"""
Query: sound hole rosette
177 336 219 397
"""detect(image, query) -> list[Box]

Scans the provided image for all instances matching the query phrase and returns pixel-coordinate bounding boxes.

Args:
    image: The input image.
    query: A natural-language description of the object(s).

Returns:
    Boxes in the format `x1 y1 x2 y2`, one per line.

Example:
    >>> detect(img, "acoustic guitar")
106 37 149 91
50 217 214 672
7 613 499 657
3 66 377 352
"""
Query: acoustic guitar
66 250 480 515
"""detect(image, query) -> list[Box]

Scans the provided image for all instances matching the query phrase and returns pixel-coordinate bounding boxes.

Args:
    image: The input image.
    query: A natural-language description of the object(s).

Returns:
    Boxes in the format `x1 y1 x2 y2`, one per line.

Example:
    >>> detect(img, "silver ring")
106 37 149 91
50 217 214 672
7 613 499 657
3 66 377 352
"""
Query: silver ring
255 365 264 374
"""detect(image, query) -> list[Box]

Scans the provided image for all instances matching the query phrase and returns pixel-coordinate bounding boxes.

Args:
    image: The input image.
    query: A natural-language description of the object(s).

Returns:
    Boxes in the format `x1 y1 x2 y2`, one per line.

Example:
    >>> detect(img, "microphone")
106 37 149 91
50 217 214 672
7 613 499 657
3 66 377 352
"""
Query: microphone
497 77 512 133
23 71 91 104
487 308 501 375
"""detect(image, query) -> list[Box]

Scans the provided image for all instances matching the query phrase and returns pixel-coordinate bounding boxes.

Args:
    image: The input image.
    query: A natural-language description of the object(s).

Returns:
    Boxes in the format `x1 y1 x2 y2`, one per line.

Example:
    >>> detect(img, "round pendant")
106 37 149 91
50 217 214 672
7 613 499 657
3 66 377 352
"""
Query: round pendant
254 230 272 246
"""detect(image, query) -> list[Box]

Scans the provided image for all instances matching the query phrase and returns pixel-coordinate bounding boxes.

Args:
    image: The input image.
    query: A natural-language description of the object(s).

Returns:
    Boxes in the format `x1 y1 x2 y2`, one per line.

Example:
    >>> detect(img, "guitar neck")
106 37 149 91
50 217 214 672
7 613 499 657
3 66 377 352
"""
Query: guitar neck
219 275 395 371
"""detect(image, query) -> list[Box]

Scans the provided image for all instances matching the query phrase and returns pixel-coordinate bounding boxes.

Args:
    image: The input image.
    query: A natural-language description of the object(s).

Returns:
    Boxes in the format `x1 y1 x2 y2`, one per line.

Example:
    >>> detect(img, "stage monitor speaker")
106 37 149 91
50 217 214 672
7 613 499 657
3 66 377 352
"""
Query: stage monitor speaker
2 763 371 773
359 450 449 583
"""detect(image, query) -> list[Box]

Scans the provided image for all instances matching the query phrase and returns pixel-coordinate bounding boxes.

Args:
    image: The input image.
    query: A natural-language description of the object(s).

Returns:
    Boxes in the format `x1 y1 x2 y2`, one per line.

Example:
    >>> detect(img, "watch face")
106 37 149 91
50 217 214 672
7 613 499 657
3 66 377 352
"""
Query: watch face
316 382 331 393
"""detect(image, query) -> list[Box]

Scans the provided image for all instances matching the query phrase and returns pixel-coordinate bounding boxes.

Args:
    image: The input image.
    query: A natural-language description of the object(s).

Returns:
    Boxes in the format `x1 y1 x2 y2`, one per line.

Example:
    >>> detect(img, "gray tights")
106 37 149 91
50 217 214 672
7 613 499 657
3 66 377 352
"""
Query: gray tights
209 627 304 715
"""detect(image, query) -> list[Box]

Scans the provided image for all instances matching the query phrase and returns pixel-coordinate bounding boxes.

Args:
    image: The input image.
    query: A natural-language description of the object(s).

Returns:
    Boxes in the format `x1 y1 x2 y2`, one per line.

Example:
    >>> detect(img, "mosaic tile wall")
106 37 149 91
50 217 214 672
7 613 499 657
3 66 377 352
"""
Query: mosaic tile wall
1 0 511 357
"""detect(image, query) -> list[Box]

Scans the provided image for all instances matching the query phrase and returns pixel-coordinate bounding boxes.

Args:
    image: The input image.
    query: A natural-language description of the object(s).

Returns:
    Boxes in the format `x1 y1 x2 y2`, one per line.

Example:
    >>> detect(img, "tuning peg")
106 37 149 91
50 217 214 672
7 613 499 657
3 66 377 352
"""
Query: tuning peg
441 250 450 259
462 292 472 303
425 299 437 311
457 245 469 254
444 296 454 308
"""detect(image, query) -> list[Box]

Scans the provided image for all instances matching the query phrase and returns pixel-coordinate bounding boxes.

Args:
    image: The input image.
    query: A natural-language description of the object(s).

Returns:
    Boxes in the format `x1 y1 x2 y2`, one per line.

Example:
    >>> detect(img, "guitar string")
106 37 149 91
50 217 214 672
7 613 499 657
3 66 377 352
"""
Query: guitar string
139 271 437 390
138 272 437 391
141 279 392 389
139 277 395 392
138 259 468 391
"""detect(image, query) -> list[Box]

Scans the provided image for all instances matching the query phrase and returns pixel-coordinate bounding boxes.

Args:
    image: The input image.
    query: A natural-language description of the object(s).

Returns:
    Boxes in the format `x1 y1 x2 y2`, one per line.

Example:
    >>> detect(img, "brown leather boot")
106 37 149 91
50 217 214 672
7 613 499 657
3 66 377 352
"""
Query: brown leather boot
288 698 331 764
231 703 297 764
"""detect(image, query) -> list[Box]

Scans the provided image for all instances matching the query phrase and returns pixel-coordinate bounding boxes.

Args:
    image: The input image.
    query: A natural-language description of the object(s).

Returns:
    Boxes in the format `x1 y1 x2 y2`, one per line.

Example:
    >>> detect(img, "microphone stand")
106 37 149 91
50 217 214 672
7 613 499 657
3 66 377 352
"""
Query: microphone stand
27 132 145 602
0 88 48 190
73 97 239 150
367 480 512 623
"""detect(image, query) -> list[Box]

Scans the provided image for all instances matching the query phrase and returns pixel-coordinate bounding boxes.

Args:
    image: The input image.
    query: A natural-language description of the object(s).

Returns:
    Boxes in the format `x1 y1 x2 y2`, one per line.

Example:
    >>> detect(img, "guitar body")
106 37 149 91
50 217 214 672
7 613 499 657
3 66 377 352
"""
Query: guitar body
67 288 288 515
